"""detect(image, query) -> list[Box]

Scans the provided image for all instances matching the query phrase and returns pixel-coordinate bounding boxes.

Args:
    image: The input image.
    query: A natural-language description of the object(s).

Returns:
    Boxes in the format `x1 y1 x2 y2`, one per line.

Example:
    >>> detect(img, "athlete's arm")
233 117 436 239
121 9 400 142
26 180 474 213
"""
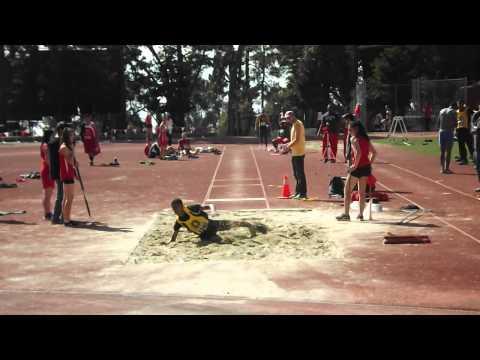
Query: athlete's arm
349 138 361 172
369 142 377 164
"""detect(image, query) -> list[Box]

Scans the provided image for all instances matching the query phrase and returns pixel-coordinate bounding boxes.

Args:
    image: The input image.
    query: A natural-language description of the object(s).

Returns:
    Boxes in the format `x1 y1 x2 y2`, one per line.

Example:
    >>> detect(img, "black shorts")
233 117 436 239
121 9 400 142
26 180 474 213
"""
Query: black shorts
200 220 232 241
350 164 372 179
63 179 75 185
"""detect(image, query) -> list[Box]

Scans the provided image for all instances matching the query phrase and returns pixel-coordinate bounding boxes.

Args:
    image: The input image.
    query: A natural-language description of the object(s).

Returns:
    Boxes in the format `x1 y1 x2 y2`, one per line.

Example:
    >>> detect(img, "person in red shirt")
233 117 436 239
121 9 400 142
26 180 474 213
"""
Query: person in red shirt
59 128 79 227
337 120 377 222
80 114 101 166
156 117 169 159
40 129 55 220
423 103 433 132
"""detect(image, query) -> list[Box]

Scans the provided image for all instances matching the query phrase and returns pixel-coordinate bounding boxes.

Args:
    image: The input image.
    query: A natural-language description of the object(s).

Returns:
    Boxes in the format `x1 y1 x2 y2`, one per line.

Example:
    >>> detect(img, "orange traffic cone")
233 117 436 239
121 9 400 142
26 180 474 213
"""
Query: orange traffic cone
277 175 292 199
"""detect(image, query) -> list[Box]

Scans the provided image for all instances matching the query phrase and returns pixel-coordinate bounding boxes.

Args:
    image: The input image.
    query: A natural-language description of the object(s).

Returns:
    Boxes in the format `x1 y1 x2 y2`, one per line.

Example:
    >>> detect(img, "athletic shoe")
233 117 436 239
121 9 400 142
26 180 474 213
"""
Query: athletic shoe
254 223 268 234
458 161 469 165
443 169 454 174
296 195 307 200
44 213 53 221
324 158 329 163
51 218 64 225
289 193 300 199
336 213 350 221
357 214 364 221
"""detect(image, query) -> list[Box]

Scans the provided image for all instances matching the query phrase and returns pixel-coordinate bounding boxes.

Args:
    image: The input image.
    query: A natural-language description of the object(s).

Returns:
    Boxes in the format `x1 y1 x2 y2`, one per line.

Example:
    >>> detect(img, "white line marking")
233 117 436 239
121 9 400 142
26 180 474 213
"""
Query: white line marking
377 180 480 246
250 145 270 209
214 178 260 182
386 162 480 202
202 146 226 205
206 198 266 202
212 184 261 188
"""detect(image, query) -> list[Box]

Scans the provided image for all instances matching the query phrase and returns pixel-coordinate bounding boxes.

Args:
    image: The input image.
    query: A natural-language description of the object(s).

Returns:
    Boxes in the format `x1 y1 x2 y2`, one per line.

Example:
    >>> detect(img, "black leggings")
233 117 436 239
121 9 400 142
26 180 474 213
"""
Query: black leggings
259 126 268 146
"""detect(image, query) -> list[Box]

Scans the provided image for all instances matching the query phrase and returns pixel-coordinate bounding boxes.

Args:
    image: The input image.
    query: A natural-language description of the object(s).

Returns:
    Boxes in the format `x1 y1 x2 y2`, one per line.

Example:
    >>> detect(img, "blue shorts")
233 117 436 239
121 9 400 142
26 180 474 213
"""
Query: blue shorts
439 130 454 153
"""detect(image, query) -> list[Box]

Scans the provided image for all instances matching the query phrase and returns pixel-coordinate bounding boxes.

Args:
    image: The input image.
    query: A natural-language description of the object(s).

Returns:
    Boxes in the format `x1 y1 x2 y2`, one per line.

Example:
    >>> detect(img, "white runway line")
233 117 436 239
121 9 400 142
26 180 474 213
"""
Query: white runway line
250 145 271 209
202 146 227 205
376 180 480 246
206 198 266 202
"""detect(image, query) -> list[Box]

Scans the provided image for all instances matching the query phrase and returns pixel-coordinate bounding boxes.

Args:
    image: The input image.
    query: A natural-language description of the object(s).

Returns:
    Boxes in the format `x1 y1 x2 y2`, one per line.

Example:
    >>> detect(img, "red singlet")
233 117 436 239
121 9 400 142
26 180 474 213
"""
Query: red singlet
59 147 75 181
352 137 371 168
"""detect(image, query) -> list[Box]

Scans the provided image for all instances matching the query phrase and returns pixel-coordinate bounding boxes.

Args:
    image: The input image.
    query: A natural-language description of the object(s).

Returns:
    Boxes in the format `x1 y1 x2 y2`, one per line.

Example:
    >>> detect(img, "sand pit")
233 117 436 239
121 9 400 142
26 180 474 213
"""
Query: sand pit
129 207 403 264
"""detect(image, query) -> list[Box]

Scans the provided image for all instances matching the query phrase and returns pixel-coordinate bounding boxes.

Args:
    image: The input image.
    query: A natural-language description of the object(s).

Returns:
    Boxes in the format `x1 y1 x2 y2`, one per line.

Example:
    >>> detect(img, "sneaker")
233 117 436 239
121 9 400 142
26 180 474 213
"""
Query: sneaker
296 195 307 200
44 213 53 221
336 213 350 221
357 214 364 221
51 218 64 225
64 221 78 227
444 169 454 174
289 193 300 199
324 158 329 163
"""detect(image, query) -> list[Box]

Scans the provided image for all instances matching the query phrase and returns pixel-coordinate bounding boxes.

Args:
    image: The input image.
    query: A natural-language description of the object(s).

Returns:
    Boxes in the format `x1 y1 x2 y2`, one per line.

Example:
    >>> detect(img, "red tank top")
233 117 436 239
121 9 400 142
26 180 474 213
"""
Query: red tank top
59 147 75 181
40 143 49 172
353 137 371 168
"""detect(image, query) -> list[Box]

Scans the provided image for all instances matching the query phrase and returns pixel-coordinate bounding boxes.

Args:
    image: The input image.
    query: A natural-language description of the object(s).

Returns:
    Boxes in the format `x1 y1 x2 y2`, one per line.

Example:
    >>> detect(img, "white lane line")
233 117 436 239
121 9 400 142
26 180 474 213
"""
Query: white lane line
206 198 266 202
386 162 480 202
214 178 260 182
250 145 270 209
202 146 227 205
212 184 262 188
376 180 480 246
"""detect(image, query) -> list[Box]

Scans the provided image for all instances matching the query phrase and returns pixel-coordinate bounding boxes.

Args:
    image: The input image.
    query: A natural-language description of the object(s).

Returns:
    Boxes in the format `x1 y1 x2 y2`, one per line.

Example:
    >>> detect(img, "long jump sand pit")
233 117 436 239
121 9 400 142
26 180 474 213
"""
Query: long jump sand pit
128 208 411 264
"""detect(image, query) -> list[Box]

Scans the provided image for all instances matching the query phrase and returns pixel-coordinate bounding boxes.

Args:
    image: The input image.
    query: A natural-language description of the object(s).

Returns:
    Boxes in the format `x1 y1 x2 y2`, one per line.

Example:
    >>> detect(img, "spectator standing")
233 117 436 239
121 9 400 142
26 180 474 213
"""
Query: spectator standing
438 103 458 174
422 103 433 132
40 129 55 220
165 113 174 146
456 100 475 165
471 105 480 192
285 111 307 200
385 105 392 132
317 104 340 163
47 122 67 224
255 113 271 150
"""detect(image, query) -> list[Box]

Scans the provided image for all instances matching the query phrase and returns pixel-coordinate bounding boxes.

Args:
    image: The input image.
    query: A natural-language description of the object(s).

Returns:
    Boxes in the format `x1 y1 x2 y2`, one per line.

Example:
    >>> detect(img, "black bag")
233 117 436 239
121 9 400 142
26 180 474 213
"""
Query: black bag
328 176 344 197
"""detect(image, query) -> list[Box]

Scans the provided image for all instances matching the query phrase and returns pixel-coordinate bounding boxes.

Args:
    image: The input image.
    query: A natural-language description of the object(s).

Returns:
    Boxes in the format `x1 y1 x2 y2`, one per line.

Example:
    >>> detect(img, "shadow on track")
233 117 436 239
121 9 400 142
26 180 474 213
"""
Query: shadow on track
0 220 37 225
72 221 132 233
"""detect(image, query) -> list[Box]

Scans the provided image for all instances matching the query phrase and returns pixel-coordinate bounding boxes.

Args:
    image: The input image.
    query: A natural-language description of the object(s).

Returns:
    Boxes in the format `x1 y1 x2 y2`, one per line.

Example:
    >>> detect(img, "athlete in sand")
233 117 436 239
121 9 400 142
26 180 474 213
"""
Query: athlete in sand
170 199 267 243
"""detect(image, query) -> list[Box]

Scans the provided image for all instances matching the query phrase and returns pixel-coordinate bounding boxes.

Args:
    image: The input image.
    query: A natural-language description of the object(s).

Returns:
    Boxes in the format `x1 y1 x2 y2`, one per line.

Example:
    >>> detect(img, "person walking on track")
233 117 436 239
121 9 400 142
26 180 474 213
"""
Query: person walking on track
471 104 480 192
438 103 458 174
40 129 55 221
456 100 475 165
59 127 79 227
255 112 271 150
80 114 101 166
285 111 307 200
317 104 340 163
170 199 267 243
336 121 377 221
48 122 67 224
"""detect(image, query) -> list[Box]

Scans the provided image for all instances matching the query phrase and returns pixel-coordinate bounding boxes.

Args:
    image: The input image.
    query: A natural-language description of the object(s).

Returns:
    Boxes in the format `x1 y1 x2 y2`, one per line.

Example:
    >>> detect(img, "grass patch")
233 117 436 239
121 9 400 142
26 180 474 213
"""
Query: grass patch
373 137 460 158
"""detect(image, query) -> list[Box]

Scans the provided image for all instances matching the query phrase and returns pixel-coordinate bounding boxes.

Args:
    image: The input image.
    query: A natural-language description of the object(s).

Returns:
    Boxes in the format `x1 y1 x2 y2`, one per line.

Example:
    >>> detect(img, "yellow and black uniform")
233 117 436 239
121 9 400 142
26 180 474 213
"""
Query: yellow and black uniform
288 119 307 198
173 205 231 241
456 109 475 163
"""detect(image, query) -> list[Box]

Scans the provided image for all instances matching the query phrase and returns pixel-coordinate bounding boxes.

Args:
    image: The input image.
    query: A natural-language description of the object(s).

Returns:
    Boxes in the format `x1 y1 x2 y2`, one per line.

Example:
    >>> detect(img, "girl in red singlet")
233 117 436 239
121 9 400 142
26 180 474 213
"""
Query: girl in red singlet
59 128 78 227
40 129 55 220
156 117 168 159
337 120 377 222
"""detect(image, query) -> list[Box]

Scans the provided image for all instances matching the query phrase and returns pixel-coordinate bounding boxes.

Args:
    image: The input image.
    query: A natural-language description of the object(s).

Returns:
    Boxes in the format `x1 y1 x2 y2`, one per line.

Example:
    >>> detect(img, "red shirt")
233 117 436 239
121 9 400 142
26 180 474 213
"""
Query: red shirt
353 137 371 168
423 105 433 118
178 138 190 149
59 147 75 181
145 115 152 126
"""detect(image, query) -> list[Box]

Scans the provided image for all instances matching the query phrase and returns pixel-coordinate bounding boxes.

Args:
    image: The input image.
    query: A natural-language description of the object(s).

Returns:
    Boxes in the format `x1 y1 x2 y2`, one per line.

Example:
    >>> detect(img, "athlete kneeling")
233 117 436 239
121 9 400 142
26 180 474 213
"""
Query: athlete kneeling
170 198 267 243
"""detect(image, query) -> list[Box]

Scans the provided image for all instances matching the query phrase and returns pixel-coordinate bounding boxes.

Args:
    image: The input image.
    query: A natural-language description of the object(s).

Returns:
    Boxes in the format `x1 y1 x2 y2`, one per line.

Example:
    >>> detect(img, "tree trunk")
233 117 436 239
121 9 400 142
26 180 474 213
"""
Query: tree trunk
0 45 7 126
261 45 266 112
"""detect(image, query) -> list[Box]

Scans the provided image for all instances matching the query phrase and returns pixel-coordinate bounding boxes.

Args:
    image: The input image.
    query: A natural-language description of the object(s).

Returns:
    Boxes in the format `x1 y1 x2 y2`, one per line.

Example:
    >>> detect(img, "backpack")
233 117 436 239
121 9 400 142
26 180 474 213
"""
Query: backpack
329 176 344 197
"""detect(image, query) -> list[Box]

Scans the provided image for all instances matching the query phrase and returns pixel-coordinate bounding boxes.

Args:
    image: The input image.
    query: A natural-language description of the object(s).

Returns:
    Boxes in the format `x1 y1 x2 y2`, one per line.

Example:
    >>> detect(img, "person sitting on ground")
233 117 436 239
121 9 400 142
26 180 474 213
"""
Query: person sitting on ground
170 198 267 243
178 132 199 157
337 121 377 222
272 119 290 152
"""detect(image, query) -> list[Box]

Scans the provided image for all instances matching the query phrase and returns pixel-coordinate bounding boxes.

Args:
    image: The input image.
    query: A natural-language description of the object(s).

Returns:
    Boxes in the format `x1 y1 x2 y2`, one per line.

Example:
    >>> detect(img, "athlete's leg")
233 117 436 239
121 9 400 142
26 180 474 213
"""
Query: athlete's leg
358 176 368 218
43 187 53 218
62 183 75 223
343 174 356 216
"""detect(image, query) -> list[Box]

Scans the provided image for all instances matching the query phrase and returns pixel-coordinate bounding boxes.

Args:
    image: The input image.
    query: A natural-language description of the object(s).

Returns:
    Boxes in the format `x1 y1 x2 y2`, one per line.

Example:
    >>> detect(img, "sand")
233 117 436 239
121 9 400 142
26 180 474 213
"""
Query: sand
128 206 403 264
